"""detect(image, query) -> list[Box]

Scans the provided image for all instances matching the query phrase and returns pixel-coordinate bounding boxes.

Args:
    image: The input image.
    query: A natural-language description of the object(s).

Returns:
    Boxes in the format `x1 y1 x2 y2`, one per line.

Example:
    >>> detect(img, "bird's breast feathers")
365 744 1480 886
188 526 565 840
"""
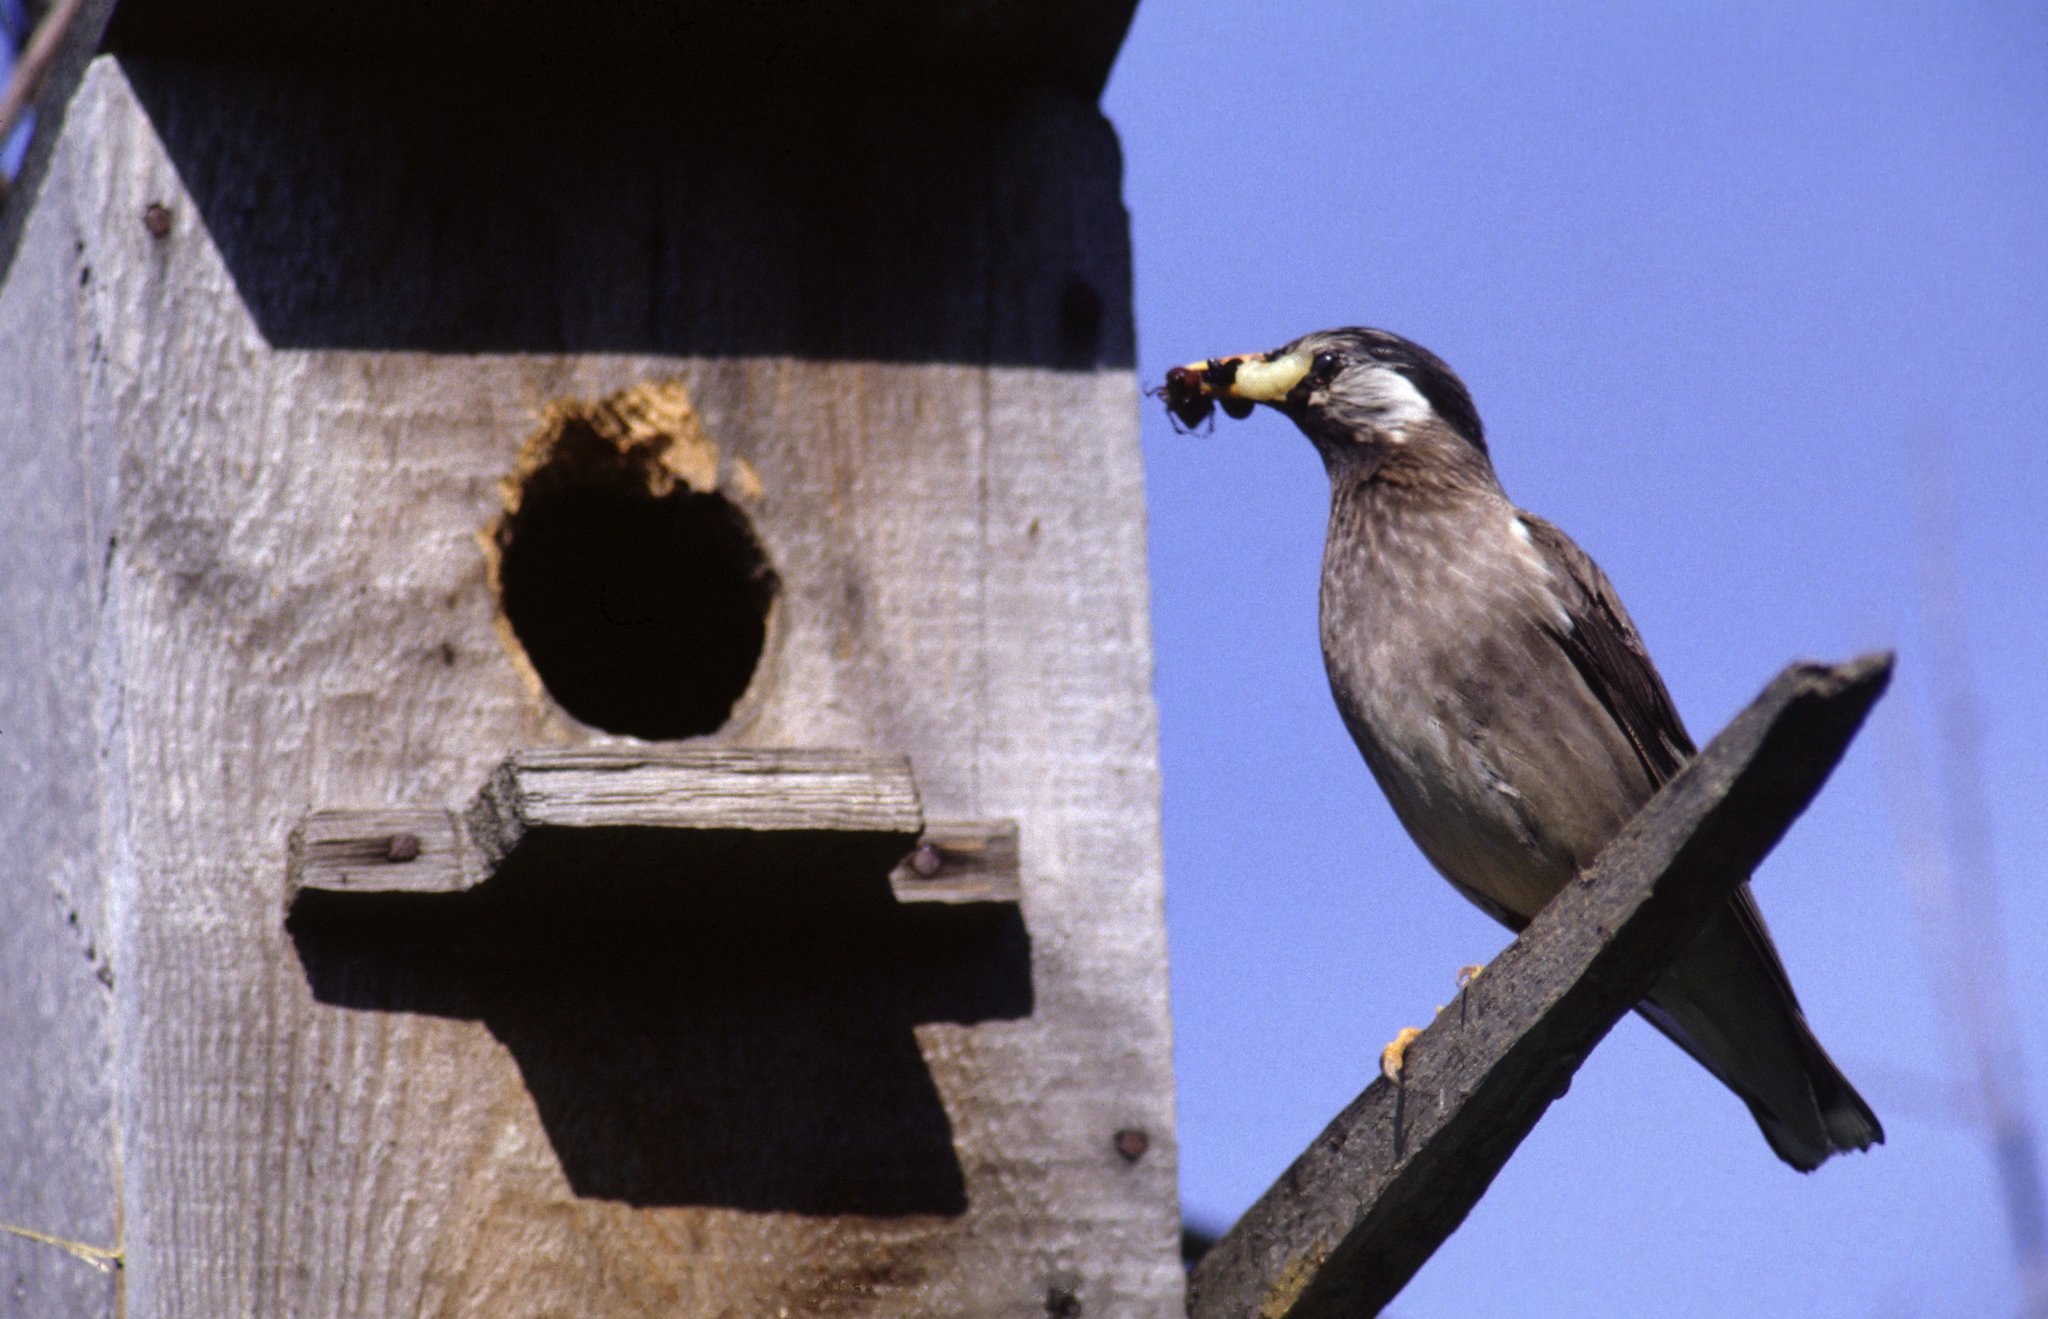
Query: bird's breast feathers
1320 495 1641 920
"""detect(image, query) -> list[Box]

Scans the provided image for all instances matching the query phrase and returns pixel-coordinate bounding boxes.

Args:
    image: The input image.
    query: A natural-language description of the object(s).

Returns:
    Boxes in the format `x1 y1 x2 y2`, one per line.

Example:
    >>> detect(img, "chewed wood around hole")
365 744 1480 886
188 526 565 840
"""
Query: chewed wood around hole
489 381 778 740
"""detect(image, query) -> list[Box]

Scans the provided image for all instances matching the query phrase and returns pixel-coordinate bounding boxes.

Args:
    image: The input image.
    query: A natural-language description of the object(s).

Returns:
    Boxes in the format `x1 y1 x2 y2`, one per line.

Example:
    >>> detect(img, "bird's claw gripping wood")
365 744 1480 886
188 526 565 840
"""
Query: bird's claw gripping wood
1379 1026 1424 1084
1387 967 1489 1081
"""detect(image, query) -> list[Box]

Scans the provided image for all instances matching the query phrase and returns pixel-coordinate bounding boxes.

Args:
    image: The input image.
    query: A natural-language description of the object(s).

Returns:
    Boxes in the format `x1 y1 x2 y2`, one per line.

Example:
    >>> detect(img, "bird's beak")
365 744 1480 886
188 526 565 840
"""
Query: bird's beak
1162 350 1312 424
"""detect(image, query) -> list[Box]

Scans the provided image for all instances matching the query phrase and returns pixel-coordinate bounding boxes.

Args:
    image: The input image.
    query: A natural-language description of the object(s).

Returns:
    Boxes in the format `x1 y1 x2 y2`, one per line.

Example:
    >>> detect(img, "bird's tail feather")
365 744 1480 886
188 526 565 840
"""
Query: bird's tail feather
1732 1026 1883 1171
1803 1026 1884 1154
1636 884 1882 1172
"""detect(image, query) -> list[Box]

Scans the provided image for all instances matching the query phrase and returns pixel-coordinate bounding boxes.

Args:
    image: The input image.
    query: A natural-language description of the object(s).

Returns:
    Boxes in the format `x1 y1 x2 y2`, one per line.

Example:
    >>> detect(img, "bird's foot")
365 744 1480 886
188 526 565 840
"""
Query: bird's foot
1453 963 1486 1023
1380 1026 1424 1084
1383 966 1487 1083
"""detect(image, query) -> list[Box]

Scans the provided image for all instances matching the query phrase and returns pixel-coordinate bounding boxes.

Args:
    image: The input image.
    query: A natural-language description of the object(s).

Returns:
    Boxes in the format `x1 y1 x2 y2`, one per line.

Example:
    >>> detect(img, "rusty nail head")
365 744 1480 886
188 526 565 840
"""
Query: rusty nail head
910 843 943 878
385 832 422 863
142 203 172 239
1113 1128 1149 1161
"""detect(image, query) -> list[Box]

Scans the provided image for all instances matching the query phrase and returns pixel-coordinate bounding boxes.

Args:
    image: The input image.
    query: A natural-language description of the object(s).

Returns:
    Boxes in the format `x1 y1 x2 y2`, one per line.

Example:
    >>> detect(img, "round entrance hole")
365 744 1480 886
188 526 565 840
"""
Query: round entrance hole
494 390 776 740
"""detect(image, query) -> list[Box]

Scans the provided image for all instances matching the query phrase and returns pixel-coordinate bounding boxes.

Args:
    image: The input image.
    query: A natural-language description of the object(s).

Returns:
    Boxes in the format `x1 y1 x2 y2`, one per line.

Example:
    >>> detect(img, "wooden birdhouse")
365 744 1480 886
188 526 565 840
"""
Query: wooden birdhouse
0 4 1179 1314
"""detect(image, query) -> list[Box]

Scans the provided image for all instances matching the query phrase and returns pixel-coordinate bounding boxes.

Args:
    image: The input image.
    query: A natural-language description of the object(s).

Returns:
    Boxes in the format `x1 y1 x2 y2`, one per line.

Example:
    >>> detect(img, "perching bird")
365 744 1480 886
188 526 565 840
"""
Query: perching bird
1160 327 1881 1171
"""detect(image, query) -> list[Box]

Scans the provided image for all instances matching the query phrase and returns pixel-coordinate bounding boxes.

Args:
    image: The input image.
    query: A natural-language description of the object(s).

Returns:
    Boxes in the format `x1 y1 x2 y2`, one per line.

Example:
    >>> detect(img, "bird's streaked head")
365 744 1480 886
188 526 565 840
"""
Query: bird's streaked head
1162 327 1487 466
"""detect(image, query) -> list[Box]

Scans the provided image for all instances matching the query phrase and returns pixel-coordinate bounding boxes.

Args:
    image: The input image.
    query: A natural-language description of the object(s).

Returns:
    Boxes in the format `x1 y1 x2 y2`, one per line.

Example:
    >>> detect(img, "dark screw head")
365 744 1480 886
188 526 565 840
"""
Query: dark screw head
385 833 422 863
909 843 944 878
1113 1128 1149 1162
141 203 172 239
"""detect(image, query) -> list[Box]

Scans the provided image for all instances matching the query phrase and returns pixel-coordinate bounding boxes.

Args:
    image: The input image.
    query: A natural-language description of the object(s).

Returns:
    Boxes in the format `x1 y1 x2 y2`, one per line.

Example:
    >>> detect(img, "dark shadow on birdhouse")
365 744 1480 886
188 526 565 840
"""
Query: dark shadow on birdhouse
287 827 1031 1216
491 383 777 740
110 62 1136 369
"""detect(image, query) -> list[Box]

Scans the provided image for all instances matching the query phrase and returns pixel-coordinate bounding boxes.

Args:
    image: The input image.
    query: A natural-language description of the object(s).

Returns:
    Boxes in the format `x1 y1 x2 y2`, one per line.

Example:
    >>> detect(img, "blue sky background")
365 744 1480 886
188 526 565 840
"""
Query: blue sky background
1104 4 2047 1314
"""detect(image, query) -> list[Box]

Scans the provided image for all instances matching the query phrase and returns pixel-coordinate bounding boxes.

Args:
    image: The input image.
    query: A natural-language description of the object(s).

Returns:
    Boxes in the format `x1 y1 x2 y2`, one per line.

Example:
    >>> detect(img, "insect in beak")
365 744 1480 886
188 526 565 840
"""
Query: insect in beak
1151 358 1259 432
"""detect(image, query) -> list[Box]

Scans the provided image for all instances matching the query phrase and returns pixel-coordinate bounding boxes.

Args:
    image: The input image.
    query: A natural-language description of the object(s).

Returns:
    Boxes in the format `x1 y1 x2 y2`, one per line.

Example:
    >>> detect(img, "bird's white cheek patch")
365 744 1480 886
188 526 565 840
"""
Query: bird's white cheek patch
1365 370 1434 433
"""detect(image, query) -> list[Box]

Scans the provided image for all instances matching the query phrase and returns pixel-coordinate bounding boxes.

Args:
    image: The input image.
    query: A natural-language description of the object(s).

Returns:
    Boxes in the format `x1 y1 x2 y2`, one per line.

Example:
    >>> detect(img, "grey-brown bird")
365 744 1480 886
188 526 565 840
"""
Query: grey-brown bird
1161 327 1881 1171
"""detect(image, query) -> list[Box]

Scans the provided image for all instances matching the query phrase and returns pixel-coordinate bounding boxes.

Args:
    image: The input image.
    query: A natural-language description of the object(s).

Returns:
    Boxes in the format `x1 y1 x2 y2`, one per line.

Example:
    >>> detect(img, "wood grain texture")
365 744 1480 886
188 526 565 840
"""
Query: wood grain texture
1187 654 1892 1319
890 822 1022 905
0 81 122 1317
292 809 472 896
472 748 925 855
291 752 1020 910
8 54 1177 1318
292 802 1019 905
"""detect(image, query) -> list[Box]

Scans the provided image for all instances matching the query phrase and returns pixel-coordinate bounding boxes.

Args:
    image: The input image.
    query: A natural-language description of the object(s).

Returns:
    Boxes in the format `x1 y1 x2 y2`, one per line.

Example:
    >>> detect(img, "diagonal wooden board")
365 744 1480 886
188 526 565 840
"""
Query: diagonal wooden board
1188 653 1893 1319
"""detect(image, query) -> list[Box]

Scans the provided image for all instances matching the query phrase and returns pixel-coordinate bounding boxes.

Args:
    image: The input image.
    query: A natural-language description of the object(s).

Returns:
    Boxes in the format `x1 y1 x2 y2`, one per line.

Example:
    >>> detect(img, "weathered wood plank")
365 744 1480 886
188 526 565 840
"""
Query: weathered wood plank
469 748 925 863
971 93 1184 1316
291 809 471 896
889 821 1023 905
1187 653 1893 1319
291 752 1021 907
0 64 121 1318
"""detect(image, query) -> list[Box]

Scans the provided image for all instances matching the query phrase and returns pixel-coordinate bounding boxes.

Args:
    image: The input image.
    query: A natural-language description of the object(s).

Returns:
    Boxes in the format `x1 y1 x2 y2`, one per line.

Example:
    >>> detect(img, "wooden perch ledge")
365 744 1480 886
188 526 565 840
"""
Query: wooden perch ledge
288 747 1021 911
1188 653 1893 1319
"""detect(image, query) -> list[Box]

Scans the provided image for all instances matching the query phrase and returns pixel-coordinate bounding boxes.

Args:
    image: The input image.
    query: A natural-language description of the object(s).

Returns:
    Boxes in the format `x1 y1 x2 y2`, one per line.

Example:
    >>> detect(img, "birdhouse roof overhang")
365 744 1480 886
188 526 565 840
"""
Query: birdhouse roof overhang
101 0 1140 102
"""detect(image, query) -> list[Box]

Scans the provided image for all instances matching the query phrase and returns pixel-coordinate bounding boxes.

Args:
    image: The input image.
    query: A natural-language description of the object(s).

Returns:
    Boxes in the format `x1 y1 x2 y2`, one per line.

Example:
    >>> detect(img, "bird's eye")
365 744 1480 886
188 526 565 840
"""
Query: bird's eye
1312 351 1340 380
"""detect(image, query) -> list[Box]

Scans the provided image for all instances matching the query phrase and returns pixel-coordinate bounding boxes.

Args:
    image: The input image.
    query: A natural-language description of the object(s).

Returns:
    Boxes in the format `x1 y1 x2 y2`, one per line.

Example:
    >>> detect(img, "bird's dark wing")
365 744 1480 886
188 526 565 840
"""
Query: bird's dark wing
1518 513 1861 1153
1516 513 1695 787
